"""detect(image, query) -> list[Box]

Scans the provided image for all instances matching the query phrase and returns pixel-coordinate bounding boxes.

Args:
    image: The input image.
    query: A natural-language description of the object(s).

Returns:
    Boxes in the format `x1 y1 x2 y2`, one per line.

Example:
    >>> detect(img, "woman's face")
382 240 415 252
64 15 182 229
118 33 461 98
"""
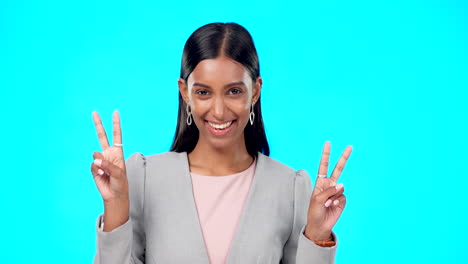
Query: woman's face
179 56 262 151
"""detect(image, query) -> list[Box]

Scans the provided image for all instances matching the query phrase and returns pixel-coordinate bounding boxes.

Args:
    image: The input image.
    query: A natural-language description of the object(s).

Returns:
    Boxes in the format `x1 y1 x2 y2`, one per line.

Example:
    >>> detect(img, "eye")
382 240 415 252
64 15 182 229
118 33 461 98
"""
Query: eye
195 90 209 96
228 88 243 95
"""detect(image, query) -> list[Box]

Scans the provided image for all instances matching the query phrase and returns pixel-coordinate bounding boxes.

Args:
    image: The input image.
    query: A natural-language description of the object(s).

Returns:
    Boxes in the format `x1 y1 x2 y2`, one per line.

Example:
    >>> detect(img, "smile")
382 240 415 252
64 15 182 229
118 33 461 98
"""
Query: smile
207 121 233 130
205 120 236 136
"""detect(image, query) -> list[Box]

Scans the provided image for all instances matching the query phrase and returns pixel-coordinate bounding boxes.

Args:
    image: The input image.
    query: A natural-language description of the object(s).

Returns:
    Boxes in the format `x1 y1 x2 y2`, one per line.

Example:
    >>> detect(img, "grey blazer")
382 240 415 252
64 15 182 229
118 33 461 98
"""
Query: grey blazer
94 152 337 264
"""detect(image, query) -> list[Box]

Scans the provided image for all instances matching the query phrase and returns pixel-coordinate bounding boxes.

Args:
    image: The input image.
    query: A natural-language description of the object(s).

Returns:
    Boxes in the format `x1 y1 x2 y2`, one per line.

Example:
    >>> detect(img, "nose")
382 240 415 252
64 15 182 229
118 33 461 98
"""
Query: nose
212 96 226 120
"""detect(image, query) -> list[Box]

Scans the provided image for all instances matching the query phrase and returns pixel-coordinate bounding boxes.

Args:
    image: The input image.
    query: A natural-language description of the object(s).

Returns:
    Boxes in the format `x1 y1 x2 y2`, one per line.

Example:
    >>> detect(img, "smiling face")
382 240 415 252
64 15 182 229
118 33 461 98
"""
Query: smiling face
178 56 262 151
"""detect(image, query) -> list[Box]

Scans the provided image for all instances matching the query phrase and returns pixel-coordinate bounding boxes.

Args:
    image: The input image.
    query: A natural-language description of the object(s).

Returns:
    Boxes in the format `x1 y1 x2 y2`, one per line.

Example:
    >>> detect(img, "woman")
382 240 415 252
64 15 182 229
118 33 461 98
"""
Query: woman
91 22 352 264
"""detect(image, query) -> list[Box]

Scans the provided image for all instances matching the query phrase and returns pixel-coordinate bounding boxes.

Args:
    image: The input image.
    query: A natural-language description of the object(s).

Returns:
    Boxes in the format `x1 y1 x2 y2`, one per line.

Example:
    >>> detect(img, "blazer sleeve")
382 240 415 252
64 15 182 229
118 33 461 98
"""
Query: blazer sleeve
281 169 338 264
93 153 146 264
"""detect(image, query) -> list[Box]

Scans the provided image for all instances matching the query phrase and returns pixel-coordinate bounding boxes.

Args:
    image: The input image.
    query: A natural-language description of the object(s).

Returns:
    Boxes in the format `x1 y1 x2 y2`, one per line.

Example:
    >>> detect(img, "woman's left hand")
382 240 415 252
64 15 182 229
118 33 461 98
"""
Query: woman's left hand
304 141 352 241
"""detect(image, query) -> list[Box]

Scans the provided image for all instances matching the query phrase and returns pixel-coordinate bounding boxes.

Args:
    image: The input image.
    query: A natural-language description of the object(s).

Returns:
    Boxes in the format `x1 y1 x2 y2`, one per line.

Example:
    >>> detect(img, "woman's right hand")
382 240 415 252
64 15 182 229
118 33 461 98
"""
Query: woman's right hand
91 110 129 231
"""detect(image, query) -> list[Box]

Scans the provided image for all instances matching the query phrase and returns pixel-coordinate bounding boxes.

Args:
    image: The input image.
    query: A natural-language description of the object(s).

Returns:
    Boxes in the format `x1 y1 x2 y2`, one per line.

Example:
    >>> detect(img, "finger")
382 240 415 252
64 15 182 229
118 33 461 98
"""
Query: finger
94 159 124 179
314 183 344 204
91 152 106 177
91 162 105 178
318 141 331 177
330 145 353 182
112 110 123 146
330 195 346 208
93 151 104 160
327 186 345 201
92 111 110 150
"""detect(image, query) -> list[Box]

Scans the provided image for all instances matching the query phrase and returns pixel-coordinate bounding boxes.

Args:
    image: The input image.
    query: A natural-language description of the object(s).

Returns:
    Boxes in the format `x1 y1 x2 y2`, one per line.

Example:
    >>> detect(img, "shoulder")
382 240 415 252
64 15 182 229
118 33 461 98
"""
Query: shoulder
125 151 188 192
126 152 146 165
125 151 186 165
258 153 312 184
258 152 296 176
145 151 186 161
126 151 189 176
145 151 187 168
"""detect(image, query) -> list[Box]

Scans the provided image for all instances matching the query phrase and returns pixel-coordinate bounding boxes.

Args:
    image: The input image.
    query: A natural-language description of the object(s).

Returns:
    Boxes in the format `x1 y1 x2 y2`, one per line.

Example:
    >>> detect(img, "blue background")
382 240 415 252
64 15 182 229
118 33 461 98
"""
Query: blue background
1 0 467 263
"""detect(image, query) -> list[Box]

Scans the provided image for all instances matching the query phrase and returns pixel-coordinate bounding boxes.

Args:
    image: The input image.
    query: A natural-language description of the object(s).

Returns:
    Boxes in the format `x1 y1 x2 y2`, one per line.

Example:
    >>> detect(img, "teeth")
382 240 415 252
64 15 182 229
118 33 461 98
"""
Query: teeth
208 121 233 130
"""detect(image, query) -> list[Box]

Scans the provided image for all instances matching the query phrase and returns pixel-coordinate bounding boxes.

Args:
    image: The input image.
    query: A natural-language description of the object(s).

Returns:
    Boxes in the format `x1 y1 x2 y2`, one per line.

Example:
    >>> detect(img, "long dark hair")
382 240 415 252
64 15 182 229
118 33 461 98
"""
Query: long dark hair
170 22 270 157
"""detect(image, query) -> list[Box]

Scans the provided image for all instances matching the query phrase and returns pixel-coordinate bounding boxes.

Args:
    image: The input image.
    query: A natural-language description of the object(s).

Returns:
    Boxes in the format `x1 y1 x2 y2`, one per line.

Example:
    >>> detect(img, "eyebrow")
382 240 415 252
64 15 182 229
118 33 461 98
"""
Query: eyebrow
192 81 246 89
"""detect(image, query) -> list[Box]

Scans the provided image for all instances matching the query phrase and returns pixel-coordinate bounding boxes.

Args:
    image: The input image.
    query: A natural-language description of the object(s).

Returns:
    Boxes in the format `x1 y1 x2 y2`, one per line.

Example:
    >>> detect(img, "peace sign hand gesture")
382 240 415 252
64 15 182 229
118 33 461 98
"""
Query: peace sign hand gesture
304 142 352 242
90 110 129 231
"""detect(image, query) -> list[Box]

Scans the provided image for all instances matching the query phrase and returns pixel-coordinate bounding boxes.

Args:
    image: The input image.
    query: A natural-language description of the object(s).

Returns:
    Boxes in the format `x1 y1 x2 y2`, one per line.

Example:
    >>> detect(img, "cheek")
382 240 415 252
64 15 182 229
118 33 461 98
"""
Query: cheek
224 100 250 117
191 100 210 113
227 94 250 110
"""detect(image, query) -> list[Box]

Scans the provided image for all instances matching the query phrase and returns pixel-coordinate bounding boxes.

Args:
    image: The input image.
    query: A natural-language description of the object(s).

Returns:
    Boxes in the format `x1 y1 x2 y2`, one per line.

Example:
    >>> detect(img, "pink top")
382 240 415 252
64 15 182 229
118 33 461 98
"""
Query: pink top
190 159 256 264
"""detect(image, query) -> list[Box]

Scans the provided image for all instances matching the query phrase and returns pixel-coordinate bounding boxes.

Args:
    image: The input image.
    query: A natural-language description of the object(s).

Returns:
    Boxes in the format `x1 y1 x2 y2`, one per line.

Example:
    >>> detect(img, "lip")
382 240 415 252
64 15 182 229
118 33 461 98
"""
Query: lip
205 120 236 136
206 120 233 124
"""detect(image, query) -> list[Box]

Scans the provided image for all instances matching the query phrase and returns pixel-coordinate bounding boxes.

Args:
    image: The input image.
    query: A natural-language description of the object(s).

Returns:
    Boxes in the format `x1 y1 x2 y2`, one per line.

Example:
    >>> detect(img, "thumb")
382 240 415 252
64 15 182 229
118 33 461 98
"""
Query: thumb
93 151 104 160
313 183 344 204
93 158 125 180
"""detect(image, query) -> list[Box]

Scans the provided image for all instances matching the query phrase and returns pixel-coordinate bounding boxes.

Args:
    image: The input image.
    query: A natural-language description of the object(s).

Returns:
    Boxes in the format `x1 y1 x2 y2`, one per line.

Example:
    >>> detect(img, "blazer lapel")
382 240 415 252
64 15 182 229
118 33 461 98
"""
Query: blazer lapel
225 152 266 264
179 151 266 264
179 152 211 263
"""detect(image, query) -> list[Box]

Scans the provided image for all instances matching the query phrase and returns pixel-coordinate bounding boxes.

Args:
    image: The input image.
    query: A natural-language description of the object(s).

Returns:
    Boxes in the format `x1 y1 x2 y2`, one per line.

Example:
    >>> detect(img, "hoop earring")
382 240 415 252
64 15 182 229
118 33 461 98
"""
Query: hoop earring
249 104 255 126
186 103 192 126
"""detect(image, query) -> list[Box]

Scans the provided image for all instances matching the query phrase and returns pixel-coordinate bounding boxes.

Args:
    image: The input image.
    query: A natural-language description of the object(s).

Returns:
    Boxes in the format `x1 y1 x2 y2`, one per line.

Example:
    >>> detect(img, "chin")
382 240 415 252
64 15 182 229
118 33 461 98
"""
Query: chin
207 137 241 151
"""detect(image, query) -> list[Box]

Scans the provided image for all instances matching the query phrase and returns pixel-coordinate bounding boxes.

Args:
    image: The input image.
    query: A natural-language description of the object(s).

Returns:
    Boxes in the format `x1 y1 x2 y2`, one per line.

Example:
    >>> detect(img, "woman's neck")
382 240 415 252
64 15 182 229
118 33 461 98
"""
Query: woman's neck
188 140 254 176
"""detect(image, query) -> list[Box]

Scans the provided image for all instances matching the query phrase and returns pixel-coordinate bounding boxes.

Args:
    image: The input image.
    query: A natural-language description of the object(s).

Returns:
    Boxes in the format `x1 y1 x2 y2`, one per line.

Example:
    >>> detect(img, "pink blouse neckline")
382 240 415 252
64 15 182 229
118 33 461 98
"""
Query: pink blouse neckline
189 158 257 264
190 158 256 178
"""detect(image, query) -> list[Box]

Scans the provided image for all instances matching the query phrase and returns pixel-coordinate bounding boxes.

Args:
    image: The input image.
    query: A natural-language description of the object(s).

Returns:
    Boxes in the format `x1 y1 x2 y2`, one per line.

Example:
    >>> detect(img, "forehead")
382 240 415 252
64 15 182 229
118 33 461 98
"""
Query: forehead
188 56 251 85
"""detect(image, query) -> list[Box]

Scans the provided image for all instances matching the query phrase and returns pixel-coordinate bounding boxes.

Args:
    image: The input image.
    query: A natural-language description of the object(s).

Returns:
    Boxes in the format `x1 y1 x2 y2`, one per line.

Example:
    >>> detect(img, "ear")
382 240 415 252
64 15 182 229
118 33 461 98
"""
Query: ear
252 76 262 104
178 78 190 103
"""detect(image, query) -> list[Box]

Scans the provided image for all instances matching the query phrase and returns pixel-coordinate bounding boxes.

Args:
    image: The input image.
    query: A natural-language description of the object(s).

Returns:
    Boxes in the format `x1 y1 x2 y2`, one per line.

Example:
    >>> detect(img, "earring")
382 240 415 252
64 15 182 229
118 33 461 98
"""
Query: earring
186 103 192 126
249 103 255 125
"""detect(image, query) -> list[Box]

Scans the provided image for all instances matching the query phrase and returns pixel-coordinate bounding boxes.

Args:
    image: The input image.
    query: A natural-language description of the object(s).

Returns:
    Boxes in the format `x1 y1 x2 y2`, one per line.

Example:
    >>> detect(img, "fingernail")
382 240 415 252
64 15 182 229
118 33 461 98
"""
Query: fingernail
324 199 332 207
335 183 343 190
333 200 340 206
98 169 104 175
94 159 102 167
